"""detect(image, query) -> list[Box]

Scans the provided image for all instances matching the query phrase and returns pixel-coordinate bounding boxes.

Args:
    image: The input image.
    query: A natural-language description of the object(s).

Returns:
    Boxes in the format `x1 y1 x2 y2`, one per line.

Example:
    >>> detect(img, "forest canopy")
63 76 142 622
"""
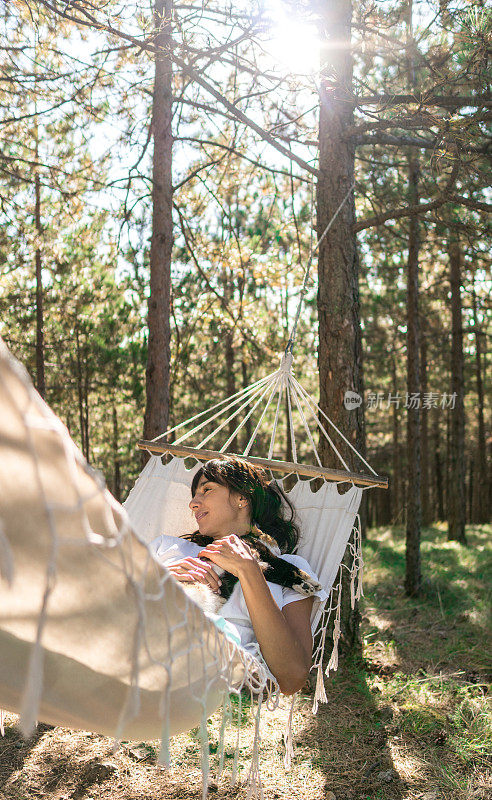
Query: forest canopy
1 0 490 544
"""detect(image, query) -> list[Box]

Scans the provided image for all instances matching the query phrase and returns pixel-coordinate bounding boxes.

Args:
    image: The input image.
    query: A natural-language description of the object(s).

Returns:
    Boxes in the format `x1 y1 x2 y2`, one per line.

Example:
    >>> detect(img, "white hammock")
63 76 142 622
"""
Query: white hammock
0 338 271 787
0 334 386 795
127 349 387 711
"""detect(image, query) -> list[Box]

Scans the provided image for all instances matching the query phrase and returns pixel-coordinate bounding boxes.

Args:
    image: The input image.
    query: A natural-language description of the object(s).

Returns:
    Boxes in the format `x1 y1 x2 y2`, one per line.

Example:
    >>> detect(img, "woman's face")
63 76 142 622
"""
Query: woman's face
189 475 249 538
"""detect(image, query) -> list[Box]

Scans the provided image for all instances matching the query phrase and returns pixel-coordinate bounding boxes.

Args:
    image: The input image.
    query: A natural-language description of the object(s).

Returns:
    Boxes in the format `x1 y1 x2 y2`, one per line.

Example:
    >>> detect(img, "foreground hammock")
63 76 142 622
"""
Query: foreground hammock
0 335 387 795
0 339 270 764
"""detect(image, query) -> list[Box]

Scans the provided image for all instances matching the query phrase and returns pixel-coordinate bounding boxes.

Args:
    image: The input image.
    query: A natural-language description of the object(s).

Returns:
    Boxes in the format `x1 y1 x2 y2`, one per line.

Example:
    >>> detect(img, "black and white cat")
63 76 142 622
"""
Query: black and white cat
182 526 322 615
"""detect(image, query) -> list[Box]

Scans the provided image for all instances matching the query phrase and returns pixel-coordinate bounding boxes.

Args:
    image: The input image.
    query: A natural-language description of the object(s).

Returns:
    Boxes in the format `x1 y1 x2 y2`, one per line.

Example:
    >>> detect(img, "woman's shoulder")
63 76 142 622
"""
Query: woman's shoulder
150 534 201 561
279 552 314 574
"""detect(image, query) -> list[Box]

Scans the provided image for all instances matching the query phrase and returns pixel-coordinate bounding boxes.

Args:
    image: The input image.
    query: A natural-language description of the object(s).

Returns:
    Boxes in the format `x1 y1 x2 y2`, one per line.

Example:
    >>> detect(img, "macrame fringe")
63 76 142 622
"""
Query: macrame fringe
19 575 55 737
310 517 365 715
217 692 232 779
0 709 5 736
200 708 210 800
283 695 297 770
157 676 172 768
246 692 264 800
231 691 242 785
19 637 44 737
312 663 328 715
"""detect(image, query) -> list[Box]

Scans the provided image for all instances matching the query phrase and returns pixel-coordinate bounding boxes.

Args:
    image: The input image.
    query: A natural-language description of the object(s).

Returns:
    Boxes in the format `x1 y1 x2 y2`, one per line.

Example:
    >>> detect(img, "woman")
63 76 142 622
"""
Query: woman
151 457 326 696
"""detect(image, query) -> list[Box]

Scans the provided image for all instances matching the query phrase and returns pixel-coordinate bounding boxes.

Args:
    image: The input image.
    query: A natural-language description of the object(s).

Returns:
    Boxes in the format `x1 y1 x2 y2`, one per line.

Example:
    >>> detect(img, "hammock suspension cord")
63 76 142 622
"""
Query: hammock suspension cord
142 180 387 489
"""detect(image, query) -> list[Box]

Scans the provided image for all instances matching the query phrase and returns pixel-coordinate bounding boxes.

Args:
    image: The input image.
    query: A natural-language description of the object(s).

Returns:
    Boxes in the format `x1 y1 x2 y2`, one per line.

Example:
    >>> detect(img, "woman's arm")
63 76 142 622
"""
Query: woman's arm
200 536 313 695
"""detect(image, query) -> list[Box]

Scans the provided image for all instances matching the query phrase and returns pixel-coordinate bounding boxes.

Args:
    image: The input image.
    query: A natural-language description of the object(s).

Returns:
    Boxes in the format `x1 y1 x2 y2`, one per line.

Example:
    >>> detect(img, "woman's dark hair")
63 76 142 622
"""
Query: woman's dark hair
188 456 299 554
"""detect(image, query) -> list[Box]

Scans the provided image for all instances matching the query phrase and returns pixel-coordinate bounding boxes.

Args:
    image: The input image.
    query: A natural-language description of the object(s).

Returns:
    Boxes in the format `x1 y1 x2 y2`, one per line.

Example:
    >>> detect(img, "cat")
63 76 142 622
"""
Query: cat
181 526 322 615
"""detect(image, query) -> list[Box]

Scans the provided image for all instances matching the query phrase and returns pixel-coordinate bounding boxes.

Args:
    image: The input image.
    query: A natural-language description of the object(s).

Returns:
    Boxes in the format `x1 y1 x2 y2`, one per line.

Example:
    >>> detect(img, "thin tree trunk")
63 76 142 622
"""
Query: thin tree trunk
112 401 121 502
391 355 401 522
225 329 237 451
447 234 467 543
471 282 489 522
468 457 473 524
433 406 444 520
420 321 430 525
144 0 174 442
316 0 363 652
404 0 422 596
75 325 86 460
405 149 422 595
83 351 90 463
34 162 45 399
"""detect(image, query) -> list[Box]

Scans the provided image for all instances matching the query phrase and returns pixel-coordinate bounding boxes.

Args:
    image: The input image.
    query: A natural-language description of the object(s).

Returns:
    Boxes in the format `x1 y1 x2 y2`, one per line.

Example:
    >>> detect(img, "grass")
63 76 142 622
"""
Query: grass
1 523 490 800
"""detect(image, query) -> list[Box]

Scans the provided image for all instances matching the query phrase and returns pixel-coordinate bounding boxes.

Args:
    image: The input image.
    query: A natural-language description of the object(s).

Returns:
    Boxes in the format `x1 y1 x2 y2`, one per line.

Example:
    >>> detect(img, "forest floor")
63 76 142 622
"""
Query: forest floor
1 523 490 800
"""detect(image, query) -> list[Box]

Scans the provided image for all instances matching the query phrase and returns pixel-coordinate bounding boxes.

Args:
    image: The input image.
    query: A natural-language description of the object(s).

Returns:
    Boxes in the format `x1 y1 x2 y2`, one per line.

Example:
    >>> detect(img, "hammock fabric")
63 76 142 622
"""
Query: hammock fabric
0 335 379 796
124 453 364 690
0 339 272 787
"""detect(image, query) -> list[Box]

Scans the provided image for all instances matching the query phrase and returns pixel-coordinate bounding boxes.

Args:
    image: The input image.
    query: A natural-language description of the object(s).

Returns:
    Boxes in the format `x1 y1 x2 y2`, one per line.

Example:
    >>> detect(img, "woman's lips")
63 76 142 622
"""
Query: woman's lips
195 512 208 523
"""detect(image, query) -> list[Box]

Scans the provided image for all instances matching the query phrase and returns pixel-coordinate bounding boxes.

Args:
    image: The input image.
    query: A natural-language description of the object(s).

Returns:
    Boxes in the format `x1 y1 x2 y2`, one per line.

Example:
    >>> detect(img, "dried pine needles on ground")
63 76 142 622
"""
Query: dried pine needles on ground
1 524 490 800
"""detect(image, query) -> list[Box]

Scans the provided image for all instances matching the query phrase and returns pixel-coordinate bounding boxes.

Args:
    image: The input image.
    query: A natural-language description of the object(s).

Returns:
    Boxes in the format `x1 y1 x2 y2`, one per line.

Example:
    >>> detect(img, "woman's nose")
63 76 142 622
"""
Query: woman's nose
189 496 199 510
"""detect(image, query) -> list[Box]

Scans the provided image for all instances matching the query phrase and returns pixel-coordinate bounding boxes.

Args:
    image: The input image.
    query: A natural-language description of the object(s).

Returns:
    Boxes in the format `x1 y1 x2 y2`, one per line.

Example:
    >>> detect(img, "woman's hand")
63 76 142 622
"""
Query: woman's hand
198 535 259 579
166 557 222 593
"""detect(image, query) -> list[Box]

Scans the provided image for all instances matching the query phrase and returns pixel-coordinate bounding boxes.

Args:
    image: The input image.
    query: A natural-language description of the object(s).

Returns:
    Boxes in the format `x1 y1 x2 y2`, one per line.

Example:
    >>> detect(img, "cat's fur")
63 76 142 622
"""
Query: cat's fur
182 526 322 615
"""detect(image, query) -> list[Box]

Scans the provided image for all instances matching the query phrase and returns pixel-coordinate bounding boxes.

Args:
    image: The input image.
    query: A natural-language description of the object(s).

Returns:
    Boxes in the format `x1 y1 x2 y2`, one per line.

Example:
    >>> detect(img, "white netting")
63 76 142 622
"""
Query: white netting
0 337 275 798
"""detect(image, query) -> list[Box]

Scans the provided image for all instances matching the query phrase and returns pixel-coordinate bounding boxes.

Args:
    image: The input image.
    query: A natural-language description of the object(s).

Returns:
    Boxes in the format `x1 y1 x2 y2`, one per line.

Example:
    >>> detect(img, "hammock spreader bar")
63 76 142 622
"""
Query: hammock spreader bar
137 441 389 489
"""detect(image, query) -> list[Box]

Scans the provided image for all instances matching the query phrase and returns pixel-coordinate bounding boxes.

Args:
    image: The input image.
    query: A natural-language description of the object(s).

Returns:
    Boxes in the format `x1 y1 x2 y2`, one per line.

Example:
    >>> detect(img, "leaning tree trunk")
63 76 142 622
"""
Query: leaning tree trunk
316 0 364 654
144 0 174 441
447 233 467 543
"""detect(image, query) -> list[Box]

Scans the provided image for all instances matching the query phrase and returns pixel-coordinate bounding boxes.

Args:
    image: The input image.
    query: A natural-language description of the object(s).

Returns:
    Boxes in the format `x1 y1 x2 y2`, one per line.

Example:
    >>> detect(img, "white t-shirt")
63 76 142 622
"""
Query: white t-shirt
150 534 328 659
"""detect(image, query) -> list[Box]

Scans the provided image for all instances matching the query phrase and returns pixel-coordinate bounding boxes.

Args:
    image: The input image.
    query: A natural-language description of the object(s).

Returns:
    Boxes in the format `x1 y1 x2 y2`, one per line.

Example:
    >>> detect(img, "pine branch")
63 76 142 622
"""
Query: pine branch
355 158 460 231
355 133 490 154
353 93 491 109
31 0 318 176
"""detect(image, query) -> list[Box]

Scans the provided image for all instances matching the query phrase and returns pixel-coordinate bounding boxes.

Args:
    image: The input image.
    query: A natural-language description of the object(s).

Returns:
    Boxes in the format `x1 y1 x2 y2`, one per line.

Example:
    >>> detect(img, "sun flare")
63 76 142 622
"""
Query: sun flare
267 17 321 76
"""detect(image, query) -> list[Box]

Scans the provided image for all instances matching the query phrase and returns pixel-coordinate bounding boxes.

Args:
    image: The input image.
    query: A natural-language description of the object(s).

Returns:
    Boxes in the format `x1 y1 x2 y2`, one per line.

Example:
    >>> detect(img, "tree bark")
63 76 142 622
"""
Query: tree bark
112 401 121 502
404 149 422 595
471 282 489 522
420 320 430 525
433 406 444 520
34 162 45 399
144 0 174 441
447 234 467 543
404 0 422 596
316 0 364 653
391 354 401 522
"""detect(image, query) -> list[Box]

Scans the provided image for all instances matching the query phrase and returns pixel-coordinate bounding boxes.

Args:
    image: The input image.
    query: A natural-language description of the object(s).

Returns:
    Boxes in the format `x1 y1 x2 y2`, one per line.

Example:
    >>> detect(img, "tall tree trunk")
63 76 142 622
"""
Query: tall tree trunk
405 149 422 595
83 350 90 463
112 401 121 502
225 329 237 451
447 234 467 543
75 325 87 460
420 321 430 525
433 406 444 520
316 0 364 653
241 352 252 450
468 457 473 524
391 354 401 522
404 0 422 596
34 154 45 399
471 282 489 522
144 0 174 441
